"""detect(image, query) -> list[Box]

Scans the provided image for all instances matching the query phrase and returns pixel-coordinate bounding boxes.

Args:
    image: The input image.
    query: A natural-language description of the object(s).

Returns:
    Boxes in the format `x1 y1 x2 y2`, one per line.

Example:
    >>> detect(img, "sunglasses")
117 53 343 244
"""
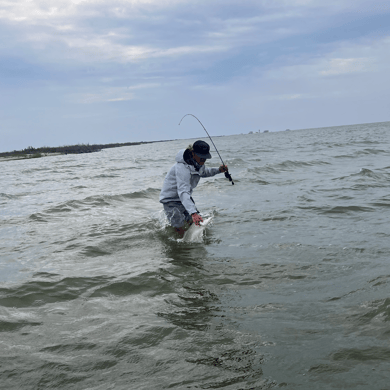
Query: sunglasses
194 152 206 162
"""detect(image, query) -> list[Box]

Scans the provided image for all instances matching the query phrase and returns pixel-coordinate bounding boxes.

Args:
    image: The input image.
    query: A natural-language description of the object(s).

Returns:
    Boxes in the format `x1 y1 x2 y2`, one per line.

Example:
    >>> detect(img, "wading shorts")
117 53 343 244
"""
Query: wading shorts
162 201 192 228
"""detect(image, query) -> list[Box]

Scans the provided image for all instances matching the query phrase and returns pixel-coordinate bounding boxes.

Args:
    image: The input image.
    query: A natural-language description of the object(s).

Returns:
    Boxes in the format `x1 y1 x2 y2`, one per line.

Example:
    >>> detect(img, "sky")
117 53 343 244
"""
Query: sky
1 0 389 152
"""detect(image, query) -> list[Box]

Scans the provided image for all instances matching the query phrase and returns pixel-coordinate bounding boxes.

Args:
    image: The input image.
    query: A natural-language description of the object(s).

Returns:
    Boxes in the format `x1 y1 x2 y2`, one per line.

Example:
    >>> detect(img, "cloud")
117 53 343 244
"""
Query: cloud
1 0 387 76
70 82 162 103
261 34 388 84
1 0 390 152
76 91 134 104
275 93 304 100
0 0 78 22
0 0 187 24
319 57 374 76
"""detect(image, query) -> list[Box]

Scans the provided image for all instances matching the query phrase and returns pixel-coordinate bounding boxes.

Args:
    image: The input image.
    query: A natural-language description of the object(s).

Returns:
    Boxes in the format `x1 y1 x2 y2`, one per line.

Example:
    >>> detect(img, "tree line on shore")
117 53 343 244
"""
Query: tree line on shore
0 140 169 158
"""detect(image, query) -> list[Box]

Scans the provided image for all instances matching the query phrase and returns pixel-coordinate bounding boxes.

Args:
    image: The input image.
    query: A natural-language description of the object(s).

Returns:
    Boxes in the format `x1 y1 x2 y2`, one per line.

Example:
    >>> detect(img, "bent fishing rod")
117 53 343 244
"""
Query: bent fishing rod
179 114 234 185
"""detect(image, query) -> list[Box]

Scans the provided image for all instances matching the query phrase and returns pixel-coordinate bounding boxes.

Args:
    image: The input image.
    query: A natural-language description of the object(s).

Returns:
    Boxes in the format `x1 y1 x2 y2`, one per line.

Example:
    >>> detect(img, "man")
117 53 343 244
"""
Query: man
160 140 229 237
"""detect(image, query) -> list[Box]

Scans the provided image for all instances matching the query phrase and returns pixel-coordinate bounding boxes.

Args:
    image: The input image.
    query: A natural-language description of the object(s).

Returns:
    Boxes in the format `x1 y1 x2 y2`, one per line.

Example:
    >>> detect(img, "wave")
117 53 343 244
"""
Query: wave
223 157 246 166
91 174 120 179
348 297 390 326
40 342 97 354
334 148 389 159
357 148 388 155
90 272 175 298
354 139 383 145
120 188 160 200
28 188 161 218
20 167 54 174
71 185 88 189
357 168 385 178
370 196 390 209
0 275 112 308
309 345 390 374
261 159 331 173
0 193 14 199
332 168 390 184
297 204 375 214
274 160 313 169
0 271 178 309
324 205 375 214
331 346 390 362
0 192 31 200
0 319 41 332
252 179 270 185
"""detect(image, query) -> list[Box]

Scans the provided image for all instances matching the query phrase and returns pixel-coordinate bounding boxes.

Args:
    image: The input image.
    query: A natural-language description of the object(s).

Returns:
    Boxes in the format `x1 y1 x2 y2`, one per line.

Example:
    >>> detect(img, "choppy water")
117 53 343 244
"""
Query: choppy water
1 121 390 389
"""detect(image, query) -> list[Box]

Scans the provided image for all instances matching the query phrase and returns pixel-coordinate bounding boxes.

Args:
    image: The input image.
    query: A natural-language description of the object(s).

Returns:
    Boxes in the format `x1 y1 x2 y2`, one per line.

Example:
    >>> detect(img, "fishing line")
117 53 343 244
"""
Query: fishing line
179 114 234 185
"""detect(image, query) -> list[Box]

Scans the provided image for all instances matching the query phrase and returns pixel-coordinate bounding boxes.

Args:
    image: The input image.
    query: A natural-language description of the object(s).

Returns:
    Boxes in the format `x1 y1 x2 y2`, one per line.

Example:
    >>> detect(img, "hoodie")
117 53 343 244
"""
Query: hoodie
159 149 221 215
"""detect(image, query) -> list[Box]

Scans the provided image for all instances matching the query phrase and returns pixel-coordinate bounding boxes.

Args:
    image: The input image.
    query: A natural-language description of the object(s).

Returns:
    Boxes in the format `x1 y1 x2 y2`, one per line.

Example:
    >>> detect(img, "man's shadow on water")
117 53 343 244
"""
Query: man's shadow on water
163 239 208 268
156 239 266 388
158 239 219 332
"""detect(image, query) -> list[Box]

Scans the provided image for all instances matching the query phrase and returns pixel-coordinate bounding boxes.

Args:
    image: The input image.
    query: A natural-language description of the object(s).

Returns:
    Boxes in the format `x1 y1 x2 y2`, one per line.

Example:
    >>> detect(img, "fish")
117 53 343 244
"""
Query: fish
181 217 212 243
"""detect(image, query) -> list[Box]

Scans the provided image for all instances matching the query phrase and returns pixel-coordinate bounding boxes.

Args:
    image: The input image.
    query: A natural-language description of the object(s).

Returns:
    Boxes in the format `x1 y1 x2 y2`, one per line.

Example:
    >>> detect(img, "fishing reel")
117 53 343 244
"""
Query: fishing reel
225 171 234 184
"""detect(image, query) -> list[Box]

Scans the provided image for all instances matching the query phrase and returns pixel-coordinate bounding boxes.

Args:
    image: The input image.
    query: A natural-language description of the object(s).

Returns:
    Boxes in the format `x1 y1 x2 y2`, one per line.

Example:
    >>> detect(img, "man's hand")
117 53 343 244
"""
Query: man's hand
191 212 203 226
219 164 228 173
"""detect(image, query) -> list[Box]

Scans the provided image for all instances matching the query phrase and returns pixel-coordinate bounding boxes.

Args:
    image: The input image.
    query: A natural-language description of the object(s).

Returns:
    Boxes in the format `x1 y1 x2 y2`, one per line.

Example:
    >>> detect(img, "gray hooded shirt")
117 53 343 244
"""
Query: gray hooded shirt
159 149 221 215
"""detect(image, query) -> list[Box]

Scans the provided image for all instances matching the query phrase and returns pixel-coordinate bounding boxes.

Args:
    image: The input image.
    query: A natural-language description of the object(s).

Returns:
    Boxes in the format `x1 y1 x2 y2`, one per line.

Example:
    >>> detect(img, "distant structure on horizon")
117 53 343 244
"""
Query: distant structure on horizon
285 129 291 131
263 130 269 133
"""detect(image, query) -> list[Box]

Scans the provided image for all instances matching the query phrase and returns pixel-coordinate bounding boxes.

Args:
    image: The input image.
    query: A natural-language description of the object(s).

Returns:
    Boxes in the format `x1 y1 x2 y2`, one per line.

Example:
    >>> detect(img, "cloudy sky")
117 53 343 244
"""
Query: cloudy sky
1 0 389 152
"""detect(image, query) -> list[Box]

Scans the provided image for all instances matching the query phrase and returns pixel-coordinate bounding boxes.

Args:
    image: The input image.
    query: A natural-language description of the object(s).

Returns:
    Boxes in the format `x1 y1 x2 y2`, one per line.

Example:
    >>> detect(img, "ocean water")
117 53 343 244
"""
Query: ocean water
1 121 390 389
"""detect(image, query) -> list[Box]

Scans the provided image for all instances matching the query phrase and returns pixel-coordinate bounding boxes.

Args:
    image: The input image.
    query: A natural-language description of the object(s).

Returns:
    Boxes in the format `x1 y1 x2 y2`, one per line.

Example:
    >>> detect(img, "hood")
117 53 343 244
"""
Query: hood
175 149 186 164
175 149 202 173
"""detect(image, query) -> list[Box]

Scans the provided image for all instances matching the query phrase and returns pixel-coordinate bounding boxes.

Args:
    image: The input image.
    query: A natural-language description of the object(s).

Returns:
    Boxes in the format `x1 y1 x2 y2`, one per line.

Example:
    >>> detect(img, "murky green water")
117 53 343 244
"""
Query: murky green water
1 121 390 389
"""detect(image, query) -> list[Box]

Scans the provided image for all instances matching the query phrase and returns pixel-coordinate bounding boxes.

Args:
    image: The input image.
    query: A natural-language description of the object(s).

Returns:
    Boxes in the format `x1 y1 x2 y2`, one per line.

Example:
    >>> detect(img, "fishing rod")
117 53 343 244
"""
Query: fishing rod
179 114 234 185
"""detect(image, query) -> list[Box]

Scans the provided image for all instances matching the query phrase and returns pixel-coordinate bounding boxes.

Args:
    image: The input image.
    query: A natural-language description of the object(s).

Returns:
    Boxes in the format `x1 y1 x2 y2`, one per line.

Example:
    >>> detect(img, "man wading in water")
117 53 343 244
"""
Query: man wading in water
160 140 228 237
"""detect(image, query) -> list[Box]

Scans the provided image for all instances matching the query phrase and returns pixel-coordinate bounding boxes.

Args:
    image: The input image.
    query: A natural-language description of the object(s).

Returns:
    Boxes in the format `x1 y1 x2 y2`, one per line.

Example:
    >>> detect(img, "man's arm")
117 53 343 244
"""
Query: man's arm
176 165 198 215
200 165 229 177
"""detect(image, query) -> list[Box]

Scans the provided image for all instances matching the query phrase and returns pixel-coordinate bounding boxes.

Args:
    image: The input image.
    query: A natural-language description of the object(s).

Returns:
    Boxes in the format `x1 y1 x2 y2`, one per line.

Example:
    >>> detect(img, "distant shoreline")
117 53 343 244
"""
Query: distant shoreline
0 140 171 162
0 135 225 162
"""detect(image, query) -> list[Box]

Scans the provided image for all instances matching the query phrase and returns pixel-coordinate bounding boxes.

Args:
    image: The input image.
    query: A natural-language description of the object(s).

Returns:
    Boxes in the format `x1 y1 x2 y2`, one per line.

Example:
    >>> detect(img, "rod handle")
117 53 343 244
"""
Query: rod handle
224 171 234 185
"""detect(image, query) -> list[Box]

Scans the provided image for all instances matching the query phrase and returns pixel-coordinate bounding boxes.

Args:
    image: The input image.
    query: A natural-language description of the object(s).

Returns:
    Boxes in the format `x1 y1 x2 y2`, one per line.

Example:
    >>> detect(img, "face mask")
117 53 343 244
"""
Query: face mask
184 149 202 171
188 157 201 171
